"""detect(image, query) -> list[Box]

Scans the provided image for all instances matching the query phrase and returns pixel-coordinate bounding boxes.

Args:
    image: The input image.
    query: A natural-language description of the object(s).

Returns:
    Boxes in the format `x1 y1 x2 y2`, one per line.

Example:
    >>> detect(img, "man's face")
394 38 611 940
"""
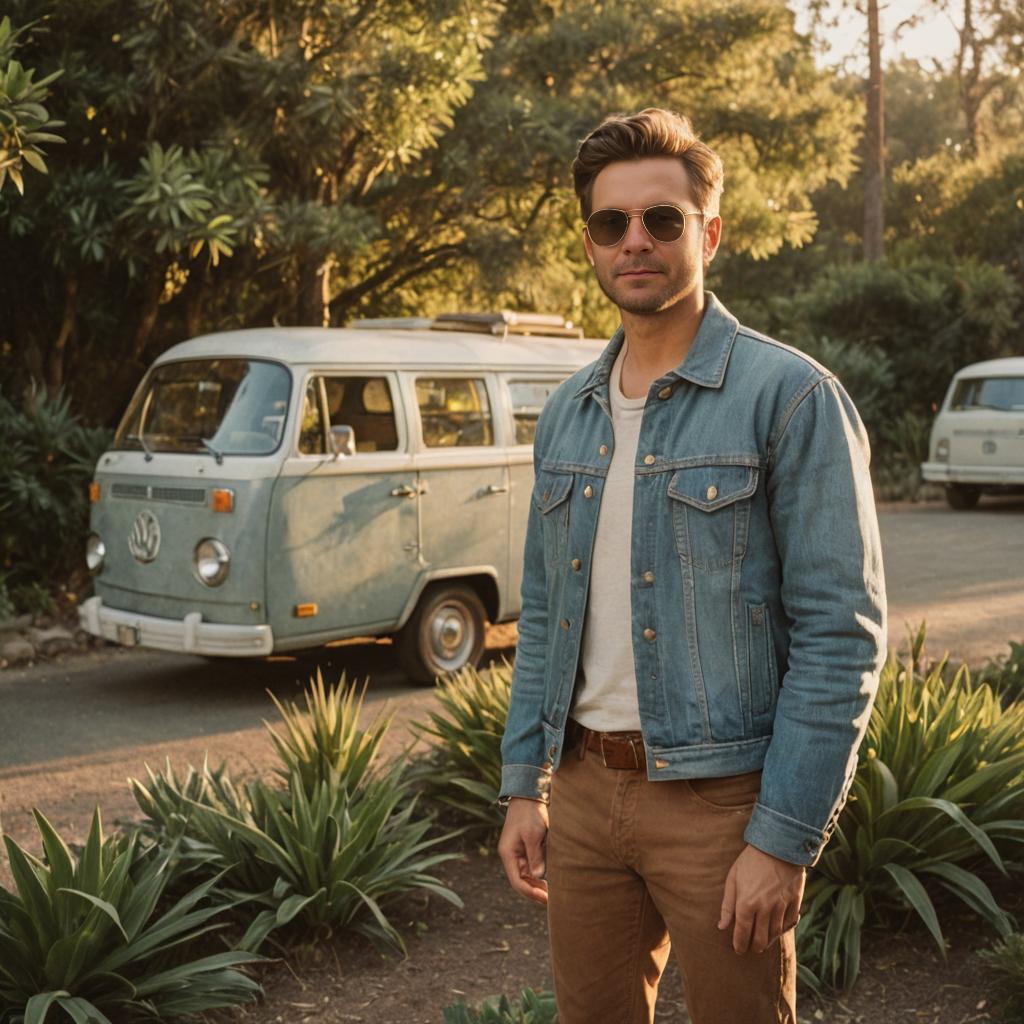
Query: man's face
582 156 721 316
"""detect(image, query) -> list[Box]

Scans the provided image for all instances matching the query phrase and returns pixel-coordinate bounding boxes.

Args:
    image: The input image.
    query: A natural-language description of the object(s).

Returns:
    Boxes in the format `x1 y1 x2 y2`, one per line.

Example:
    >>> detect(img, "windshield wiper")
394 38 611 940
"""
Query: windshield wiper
127 432 155 462
199 438 224 465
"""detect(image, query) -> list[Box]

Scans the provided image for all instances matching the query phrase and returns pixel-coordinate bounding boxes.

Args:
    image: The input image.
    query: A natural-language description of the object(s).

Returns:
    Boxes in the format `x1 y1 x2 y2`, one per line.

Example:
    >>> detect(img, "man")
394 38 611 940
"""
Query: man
497 108 887 1024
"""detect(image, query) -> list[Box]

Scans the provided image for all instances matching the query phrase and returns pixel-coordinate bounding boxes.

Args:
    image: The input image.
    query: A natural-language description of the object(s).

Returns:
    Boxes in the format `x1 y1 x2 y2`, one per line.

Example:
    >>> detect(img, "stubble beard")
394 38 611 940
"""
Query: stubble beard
594 264 698 317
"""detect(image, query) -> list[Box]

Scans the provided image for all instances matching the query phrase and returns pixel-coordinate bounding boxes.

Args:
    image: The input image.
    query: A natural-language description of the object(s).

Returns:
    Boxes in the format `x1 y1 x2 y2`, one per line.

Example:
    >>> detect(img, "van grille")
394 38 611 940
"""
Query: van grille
111 483 207 504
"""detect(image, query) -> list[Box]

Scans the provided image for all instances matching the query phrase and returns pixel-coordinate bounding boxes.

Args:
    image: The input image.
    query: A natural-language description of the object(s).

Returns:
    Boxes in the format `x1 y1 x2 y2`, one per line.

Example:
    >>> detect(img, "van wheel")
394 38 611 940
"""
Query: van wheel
396 584 487 685
946 484 981 510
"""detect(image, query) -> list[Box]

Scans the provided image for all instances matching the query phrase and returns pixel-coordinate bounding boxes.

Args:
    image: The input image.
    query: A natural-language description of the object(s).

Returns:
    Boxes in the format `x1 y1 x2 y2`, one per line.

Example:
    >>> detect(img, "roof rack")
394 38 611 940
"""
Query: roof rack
349 311 583 340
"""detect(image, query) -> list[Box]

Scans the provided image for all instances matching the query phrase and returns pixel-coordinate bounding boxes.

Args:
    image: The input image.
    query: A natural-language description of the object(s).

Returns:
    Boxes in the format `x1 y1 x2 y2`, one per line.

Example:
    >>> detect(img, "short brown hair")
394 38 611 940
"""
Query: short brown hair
572 108 725 220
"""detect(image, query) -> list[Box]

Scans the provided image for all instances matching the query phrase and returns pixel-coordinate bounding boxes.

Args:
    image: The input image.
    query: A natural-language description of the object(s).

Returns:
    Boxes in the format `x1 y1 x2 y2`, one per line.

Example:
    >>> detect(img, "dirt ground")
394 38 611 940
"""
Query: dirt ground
223 839 1019 1024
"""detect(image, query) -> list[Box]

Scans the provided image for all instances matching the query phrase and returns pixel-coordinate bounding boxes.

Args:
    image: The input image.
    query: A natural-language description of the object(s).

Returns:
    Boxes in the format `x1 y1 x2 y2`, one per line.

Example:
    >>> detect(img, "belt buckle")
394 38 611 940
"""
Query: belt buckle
599 733 641 770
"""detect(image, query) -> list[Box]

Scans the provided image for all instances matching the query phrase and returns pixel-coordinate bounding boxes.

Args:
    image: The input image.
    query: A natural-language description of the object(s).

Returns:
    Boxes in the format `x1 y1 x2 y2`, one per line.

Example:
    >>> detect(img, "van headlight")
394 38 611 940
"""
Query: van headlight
194 538 230 586
86 533 105 573
935 438 950 462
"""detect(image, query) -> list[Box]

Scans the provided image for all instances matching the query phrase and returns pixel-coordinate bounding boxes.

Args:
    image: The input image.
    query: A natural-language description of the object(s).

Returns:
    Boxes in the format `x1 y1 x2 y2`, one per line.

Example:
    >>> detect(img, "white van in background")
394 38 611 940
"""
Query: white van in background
921 356 1024 509
79 312 604 681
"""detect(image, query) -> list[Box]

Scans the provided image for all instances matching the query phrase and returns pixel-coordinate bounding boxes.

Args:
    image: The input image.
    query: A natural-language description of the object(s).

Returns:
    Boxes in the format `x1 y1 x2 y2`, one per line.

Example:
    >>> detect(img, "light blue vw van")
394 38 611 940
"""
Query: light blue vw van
78 314 603 681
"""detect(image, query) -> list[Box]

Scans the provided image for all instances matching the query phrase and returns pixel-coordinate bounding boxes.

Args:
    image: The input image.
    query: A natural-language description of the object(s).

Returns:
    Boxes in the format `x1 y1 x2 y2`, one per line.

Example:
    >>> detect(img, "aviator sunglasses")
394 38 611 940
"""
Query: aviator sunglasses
584 204 704 247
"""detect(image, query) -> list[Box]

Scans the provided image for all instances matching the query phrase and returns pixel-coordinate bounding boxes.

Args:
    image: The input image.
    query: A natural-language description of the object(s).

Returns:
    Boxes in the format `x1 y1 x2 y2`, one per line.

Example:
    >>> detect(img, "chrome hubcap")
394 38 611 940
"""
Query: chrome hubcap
428 601 473 670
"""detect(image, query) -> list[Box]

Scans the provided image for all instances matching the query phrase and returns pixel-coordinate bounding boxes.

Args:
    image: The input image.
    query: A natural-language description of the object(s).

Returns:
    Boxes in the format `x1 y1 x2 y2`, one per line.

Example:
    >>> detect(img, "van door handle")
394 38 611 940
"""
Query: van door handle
390 483 418 498
484 483 509 495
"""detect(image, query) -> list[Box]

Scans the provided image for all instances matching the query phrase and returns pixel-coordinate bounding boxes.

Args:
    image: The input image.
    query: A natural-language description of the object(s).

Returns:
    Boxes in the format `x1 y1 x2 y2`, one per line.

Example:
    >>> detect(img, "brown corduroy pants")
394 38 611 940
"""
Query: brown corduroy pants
545 736 798 1024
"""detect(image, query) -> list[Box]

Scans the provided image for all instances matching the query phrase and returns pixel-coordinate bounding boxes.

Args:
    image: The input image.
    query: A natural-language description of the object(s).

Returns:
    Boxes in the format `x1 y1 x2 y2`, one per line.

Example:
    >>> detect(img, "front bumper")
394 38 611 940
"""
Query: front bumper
79 595 273 657
921 462 1024 486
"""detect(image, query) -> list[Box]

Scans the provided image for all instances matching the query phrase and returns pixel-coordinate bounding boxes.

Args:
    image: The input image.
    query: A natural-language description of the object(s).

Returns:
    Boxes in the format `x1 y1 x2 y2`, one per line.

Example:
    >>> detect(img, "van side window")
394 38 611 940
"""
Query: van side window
298 379 326 454
323 376 399 452
951 377 1024 412
416 377 494 447
508 379 562 444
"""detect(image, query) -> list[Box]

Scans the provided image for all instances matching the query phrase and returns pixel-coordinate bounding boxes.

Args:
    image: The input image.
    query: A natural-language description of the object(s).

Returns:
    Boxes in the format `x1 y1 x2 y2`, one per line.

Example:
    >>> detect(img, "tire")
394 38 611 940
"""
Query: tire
946 484 981 510
396 583 487 685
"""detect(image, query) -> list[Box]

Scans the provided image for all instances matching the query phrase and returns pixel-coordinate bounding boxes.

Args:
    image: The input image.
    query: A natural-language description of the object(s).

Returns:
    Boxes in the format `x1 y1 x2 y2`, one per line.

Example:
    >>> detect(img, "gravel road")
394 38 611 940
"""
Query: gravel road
2 496 1021 863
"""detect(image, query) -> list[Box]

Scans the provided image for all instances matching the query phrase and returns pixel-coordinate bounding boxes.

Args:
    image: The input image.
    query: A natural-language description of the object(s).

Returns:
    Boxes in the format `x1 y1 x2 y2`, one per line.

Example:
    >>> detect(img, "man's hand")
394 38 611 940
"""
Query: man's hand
497 797 549 905
718 844 805 954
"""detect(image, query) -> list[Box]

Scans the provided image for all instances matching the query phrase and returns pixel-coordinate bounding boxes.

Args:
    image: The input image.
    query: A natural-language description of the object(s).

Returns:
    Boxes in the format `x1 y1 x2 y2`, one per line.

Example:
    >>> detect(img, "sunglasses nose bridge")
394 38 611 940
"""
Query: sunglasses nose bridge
621 210 654 249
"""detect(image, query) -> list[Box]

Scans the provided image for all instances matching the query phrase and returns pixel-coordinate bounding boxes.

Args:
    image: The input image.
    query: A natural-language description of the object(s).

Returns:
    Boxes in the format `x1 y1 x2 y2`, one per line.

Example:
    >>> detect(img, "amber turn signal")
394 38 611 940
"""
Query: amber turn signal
88 482 101 504
211 488 234 513
294 603 318 618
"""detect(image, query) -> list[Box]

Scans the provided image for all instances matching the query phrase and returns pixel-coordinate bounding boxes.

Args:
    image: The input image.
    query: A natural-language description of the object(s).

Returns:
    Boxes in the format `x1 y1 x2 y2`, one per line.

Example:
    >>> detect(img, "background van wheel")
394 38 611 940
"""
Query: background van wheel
396 583 487 685
946 484 981 510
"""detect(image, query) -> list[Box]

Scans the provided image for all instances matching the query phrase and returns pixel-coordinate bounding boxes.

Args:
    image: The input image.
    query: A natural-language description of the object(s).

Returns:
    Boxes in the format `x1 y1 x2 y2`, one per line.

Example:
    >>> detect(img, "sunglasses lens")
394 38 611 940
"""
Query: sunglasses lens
587 209 628 246
642 205 686 242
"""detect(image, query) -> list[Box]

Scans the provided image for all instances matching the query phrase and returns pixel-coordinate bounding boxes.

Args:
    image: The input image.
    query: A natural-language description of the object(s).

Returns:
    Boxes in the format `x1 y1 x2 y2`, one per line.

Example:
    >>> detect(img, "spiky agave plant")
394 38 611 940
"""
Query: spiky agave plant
131 670 462 954
797 626 1024 991
443 988 558 1024
0 808 262 1023
409 661 512 832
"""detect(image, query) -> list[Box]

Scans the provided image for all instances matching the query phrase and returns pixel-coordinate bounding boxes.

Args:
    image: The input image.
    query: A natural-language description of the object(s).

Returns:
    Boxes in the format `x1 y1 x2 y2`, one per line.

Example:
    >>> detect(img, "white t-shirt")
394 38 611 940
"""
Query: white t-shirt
572 341 646 730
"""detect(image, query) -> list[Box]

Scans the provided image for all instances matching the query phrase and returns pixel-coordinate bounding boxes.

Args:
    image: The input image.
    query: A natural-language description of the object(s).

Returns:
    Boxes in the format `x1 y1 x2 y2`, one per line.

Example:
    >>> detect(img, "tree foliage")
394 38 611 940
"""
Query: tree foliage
0 0 858 423
0 16 65 195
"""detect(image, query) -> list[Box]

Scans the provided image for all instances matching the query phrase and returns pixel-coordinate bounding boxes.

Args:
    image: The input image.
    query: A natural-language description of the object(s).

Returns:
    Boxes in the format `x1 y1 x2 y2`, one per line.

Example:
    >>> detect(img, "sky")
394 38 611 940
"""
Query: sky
792 0 961 69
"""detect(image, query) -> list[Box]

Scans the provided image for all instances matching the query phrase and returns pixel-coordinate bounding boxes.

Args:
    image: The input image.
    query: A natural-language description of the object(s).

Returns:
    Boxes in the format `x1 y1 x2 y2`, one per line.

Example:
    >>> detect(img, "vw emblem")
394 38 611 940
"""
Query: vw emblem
129 510 161 564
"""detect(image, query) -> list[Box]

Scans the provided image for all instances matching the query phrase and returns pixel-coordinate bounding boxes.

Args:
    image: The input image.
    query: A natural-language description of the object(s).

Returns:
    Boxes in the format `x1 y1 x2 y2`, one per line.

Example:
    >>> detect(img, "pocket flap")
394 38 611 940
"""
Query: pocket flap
533 471 573 513
667 464 758 511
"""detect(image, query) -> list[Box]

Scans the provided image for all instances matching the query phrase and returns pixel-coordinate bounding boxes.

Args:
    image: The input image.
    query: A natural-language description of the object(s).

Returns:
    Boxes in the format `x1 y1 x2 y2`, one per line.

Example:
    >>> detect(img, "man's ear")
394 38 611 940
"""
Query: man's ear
703 214 723 265
583 228 595 266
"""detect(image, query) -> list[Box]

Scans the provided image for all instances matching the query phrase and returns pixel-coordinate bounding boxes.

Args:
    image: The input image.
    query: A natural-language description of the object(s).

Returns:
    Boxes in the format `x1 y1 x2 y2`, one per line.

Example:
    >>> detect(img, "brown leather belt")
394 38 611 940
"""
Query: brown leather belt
567 719 646 770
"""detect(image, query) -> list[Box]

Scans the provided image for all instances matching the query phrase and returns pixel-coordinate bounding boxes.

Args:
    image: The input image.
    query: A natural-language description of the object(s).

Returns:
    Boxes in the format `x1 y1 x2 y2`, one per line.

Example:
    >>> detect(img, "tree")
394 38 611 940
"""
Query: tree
1 0 499 408
863 0 885 259
0 0 860 422
0 15 64 196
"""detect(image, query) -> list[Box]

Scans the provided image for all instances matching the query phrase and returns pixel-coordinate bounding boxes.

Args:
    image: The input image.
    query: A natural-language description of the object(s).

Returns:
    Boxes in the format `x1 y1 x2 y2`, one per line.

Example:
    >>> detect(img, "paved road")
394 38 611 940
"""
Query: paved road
1 497 1021 859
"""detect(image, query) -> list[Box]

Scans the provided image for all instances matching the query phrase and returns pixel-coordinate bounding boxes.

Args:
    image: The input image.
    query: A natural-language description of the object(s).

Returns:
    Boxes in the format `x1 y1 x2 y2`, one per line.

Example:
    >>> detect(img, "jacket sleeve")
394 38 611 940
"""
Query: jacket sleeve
743 373 887 866
499 406 554 803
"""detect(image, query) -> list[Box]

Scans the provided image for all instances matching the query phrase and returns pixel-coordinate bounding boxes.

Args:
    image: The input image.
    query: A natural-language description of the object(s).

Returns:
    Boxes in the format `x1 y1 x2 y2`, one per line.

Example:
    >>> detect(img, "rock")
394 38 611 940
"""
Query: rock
1 638 35 664
29 625 75 656
0 613 33 633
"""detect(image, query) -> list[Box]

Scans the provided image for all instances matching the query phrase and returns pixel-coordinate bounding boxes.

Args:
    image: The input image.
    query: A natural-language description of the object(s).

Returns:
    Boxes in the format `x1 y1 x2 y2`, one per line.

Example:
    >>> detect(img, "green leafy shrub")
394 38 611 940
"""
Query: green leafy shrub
0 808 262 1023
778 258 1020 425
410 662 512 833
874 409 933 501
977 932 1024 1023
443 988 557 1024
0 387 111 612
131 673 463 953
797 626 1024 992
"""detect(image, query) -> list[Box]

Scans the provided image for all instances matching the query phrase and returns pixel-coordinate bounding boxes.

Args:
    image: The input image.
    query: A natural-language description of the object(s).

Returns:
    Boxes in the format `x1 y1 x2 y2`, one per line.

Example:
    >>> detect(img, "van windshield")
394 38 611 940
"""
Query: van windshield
114 359 291 456
951 376 1024 413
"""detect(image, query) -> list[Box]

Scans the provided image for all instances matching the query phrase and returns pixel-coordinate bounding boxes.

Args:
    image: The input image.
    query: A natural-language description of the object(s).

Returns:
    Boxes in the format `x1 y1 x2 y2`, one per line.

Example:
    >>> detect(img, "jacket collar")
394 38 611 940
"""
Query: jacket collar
573 291 739 399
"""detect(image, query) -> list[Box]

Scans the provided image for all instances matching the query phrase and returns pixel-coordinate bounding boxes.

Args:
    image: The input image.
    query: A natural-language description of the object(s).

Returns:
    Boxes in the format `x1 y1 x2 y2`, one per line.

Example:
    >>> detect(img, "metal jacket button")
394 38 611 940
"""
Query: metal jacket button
657 386 672 399
583 484 593 498
571 558 582 571
560 618 571 630
706 484 718 500
643 454 656 465
599 444 608 455
643 627 656 641
643 570 654 583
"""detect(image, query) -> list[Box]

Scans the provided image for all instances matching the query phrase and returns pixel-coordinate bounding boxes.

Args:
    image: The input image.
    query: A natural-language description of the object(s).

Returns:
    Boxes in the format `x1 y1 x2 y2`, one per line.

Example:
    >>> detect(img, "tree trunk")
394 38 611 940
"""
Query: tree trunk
46 274 79 398
863 0 885 261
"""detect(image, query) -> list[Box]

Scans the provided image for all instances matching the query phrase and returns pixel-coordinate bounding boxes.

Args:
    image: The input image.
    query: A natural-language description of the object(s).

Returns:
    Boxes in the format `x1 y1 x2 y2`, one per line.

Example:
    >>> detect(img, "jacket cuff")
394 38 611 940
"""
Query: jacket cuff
743 801 827 866
499 763 552 805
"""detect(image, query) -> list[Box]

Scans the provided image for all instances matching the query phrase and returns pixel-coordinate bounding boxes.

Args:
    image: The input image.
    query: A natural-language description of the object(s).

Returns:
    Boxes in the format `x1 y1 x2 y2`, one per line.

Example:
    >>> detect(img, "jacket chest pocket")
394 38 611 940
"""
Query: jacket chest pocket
667 464 758 573
533 470 574 566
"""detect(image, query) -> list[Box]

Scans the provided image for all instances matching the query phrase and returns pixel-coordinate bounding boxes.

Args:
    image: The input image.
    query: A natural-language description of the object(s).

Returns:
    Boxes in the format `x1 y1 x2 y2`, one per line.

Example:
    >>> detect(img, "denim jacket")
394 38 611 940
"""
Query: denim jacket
499 292 887 867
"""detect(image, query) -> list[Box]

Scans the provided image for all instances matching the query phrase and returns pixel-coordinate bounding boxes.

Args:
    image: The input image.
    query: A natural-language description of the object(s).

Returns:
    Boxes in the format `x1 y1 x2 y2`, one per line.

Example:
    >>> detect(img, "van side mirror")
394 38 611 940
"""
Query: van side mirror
328 424 356 457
